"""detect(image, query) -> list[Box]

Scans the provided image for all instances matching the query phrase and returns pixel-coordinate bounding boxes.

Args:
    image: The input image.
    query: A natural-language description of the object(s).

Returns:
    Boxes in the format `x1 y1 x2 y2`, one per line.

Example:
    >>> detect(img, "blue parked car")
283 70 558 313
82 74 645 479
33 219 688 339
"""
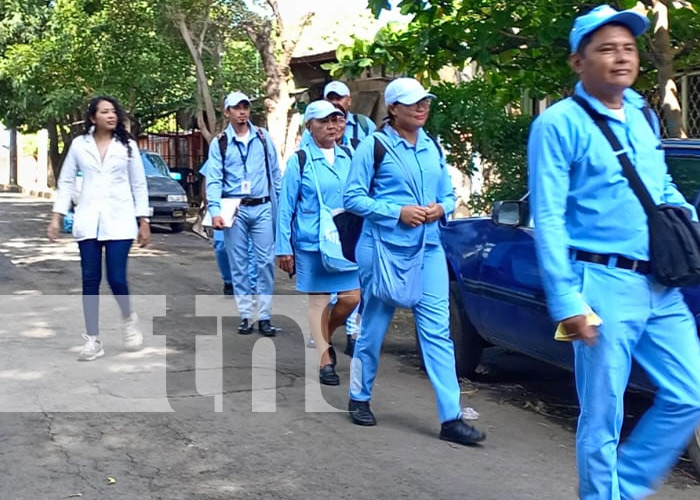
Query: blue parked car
440 138 700 474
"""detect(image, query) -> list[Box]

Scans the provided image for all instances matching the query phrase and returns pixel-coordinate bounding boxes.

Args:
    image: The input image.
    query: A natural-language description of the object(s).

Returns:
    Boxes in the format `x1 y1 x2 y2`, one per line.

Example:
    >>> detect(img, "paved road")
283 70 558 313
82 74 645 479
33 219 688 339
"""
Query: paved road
0 193 697 500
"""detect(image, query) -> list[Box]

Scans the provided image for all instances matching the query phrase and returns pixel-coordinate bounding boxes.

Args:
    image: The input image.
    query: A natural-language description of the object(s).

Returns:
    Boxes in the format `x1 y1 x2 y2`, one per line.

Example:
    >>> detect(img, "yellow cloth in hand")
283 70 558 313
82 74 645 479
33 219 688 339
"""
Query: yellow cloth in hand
554 303 602 342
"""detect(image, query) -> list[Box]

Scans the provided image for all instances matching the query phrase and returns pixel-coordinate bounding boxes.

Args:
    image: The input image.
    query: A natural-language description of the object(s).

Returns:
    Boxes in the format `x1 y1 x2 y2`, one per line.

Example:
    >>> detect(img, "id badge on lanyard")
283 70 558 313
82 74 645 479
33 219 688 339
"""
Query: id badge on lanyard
235 140 252 195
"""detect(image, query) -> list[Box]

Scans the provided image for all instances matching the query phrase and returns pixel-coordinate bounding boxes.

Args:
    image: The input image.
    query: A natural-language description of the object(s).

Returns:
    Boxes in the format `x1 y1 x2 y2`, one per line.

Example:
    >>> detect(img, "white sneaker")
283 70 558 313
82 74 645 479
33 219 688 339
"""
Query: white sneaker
123 312 143 351
78 334 104 361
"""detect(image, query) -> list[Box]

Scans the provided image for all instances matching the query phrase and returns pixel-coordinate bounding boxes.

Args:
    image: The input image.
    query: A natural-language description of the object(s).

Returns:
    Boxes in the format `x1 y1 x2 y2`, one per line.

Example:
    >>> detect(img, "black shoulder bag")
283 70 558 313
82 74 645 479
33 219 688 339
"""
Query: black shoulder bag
572 95 700 287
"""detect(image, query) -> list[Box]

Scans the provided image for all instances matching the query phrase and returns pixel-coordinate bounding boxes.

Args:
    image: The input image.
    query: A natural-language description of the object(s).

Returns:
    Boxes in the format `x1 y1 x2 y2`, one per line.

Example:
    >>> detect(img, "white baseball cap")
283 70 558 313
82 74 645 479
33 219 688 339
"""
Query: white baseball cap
384 77 436 106
323 81 351 98
304 100 344 123
224 91 250 108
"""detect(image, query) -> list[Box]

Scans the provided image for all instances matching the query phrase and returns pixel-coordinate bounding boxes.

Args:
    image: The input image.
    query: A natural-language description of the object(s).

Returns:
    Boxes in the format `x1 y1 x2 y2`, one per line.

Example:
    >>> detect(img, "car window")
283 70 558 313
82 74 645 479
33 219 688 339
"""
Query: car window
141 153 171 178
666 154 700 205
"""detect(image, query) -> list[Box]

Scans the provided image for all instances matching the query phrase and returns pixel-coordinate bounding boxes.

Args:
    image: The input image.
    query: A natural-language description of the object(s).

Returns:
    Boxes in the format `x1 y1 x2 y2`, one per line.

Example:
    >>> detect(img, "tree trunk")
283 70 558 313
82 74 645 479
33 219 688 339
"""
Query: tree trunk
649 1 685 137
47 120 61 187
177 16 217 141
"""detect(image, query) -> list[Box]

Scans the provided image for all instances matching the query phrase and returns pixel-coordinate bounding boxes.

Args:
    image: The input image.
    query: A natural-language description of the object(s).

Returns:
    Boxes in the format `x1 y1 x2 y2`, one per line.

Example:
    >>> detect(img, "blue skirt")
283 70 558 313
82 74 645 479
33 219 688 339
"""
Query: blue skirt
295 249 360 293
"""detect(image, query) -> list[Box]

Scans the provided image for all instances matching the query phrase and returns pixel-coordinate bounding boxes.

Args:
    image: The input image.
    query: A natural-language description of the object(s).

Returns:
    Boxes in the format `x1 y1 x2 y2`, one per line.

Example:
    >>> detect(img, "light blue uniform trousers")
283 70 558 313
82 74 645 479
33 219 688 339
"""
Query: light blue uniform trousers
213 229 257 287
349 235 462 423
572 260 700 500
223 203 274 320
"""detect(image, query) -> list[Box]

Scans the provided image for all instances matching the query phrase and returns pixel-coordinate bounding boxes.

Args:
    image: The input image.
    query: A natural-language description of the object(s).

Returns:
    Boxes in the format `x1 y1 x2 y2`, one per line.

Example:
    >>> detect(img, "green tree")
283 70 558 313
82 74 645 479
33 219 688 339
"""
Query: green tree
168 0 311 155
0 0 194 180
332 0 700 137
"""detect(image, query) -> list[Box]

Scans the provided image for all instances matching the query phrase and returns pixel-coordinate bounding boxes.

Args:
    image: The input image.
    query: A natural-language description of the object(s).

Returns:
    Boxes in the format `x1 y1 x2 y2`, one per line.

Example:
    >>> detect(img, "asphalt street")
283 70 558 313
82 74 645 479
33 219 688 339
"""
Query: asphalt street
0 192 698 500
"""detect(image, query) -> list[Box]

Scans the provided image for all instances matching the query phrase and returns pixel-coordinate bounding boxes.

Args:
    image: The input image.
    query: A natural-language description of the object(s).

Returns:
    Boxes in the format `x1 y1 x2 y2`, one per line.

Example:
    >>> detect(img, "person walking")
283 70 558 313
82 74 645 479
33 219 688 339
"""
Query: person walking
343 78 485 445
276 100 361 385
47 95 149 361
323 81 376 149
206 91 281 336
528 5 700 499
198 160 257 296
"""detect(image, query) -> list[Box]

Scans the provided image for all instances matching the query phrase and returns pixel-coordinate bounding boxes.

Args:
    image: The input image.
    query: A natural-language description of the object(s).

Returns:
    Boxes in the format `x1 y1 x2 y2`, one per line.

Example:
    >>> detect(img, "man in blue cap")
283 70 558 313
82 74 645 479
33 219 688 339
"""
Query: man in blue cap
528 5 700 499
206 91 281 336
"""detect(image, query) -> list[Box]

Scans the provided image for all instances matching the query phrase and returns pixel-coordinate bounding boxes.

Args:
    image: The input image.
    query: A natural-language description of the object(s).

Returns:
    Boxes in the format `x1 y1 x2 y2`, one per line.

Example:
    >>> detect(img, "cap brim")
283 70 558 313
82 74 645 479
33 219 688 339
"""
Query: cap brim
396 92 437 105
306 110 344 123
226 99 250 108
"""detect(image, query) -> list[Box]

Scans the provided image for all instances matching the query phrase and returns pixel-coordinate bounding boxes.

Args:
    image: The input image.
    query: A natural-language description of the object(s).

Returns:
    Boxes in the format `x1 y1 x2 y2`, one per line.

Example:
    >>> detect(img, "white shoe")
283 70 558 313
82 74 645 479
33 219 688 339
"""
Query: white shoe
123 313 143 351
78 334 104 361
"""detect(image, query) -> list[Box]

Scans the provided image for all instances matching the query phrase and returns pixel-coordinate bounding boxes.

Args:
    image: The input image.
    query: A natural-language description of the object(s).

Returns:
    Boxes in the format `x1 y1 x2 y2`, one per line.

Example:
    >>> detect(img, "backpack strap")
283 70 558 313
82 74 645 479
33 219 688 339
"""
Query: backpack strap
295 149 307 202
351 114 370 149
255 128 272 192
338 144 353 159
642 106 660 138
218 133 228 167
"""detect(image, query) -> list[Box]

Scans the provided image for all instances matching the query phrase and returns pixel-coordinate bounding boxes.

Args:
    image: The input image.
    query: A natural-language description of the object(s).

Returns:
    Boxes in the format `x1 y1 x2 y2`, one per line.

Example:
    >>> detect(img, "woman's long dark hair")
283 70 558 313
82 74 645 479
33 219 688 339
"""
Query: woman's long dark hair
83 95 134 157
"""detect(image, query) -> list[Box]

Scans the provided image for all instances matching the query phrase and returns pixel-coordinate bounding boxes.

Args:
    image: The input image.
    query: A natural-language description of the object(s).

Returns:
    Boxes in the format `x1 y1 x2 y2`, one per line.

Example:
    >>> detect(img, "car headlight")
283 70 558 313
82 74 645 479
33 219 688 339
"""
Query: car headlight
167 195 188 202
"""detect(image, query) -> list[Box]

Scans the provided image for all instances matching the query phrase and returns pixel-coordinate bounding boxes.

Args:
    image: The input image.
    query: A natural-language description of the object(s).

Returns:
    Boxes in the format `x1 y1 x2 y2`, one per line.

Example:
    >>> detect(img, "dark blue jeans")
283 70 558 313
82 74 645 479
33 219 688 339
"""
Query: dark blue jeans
78 239 133 336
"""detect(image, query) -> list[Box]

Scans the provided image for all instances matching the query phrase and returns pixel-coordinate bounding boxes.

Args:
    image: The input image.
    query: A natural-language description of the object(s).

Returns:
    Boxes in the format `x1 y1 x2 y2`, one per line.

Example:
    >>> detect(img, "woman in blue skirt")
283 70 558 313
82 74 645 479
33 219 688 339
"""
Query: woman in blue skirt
276 100 361 385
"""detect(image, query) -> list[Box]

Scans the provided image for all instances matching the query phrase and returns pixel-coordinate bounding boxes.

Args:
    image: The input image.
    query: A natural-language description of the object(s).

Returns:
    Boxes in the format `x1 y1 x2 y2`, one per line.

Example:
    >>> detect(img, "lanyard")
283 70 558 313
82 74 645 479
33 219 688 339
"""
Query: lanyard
234 139 249 178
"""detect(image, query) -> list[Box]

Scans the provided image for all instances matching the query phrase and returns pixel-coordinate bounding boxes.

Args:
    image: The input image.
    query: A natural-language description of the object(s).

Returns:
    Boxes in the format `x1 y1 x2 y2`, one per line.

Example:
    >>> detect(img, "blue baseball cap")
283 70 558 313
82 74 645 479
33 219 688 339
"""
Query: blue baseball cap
570 5 649 53
384 77 436 106
304 100 344 123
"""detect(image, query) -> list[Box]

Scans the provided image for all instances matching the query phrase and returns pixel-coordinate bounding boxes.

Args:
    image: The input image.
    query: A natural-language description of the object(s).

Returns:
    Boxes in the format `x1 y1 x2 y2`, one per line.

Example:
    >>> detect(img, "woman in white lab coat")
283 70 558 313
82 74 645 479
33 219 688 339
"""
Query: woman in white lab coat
47 96 150 361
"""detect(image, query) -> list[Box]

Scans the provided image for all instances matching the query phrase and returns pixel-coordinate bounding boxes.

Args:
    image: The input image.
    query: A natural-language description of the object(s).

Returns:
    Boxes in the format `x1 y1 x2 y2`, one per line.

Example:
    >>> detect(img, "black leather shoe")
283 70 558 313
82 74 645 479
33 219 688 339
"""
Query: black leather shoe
439 419 486 445
258 319 277 337
223 282 233 296
348 399 376 426
344 336 356 357
238 318 254 335
319 364 340 386
328 344 337 367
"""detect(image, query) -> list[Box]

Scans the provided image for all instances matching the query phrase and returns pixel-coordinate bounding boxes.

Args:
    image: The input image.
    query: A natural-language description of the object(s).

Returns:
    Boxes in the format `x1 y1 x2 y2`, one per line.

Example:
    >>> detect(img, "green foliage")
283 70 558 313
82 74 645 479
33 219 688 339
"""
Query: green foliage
425 79 532 213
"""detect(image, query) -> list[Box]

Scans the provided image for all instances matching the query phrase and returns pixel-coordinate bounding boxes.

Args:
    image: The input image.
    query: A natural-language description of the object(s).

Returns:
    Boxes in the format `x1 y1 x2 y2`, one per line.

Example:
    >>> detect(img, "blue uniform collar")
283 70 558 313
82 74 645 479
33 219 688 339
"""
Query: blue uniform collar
574 81 646 121
383 125 433 153
224 121 259 143
306 140 350 162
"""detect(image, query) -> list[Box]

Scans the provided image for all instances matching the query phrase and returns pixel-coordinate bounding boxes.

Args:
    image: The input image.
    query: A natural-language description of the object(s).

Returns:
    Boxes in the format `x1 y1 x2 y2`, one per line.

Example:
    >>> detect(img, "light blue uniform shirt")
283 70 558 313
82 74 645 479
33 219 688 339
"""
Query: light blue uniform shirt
276 142 353 255
205 122 281 217
528 82 695 322
344 125 455 247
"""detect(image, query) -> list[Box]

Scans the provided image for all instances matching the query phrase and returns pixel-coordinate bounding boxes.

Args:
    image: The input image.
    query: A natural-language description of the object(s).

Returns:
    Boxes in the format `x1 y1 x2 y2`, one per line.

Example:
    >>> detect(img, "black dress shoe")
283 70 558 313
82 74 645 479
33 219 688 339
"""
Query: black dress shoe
348 399 376 426
223 282 233 296
439 419 486 445
344 336 356 357
258 319 277 337
319 364 340 386
238 318 254 335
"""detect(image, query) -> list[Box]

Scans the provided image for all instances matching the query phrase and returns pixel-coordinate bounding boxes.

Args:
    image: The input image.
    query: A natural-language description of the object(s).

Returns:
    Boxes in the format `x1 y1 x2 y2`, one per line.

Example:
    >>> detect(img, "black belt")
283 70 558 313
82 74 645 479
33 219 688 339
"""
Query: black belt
239 196 270 207
572 250 650 275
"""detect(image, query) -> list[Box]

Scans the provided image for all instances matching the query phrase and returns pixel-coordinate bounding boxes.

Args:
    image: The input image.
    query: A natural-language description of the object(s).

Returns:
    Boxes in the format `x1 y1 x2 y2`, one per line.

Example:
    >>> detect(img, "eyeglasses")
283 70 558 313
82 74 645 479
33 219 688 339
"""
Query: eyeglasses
396 98 432 111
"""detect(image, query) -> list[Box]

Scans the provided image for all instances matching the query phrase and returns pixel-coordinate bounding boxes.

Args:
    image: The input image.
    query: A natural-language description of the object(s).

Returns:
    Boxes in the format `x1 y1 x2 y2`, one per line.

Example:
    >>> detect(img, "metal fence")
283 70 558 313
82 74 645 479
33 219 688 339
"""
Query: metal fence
647 71 700 138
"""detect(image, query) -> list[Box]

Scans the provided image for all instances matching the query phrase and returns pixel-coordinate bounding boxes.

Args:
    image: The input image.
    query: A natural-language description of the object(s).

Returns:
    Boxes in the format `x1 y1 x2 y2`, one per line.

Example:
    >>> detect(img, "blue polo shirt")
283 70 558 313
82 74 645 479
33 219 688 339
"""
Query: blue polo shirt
344 125 455 248
205 122 281 217
276 142 353 255
528 81 695 321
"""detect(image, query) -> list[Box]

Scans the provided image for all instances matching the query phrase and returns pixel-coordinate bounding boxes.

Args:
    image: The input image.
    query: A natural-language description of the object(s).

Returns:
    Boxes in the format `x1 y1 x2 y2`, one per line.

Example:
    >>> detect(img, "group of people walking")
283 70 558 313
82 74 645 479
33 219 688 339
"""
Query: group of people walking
46 4 700 498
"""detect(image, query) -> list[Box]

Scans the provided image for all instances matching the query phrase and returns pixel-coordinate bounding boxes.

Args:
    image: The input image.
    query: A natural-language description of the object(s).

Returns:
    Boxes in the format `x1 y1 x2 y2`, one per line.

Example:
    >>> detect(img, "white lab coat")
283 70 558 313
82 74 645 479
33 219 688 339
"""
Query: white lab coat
53 134 149 241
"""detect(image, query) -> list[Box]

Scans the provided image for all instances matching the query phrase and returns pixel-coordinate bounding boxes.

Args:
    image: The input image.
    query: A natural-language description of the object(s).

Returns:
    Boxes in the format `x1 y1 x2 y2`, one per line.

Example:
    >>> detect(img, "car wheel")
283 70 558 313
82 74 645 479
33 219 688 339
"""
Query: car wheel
449 280 483 378
171 223 185 233
688 424 700 478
